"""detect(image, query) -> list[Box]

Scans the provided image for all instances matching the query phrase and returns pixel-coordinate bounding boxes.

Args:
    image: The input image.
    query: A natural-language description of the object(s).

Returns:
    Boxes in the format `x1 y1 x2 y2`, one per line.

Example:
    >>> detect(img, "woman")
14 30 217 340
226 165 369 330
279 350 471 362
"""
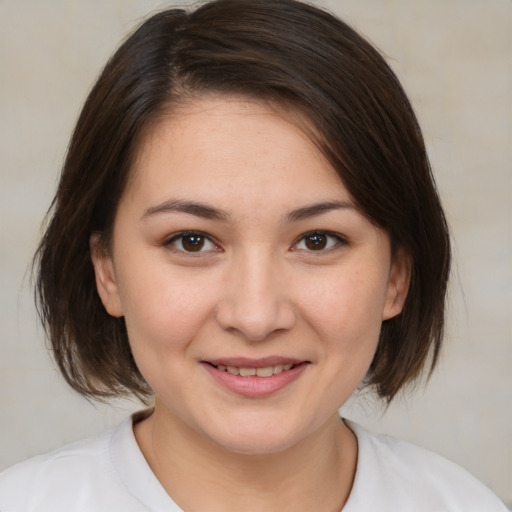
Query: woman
0 0 507 510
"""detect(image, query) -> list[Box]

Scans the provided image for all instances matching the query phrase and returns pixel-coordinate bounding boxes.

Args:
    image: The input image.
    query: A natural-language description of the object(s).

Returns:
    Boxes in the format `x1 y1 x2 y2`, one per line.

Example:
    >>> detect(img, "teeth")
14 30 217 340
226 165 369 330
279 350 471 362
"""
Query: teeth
239 367 256 376
216 364 295 377
256 366 274 377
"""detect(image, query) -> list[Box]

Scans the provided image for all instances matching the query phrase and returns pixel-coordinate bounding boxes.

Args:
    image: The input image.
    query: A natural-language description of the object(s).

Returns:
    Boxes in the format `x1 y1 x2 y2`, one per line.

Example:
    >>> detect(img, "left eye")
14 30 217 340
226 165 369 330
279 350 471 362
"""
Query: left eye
294 231 344 251
167 232 217 253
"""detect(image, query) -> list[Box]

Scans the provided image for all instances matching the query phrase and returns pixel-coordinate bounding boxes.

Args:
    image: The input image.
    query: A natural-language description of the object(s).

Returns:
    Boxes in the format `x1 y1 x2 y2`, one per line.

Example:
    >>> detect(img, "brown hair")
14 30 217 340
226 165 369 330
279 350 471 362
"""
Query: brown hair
35 0 450 403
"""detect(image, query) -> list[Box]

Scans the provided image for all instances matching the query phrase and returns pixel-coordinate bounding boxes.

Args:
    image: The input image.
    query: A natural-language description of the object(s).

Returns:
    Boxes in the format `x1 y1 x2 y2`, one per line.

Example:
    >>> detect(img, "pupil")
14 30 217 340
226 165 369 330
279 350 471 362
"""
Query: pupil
306 233 327 250
182 235 204 252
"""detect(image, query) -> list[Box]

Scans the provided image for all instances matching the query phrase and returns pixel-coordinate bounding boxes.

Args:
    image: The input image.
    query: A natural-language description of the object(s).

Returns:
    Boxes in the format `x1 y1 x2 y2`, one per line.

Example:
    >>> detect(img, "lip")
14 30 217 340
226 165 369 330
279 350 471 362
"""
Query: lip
201 358 310 398
205 356 304 368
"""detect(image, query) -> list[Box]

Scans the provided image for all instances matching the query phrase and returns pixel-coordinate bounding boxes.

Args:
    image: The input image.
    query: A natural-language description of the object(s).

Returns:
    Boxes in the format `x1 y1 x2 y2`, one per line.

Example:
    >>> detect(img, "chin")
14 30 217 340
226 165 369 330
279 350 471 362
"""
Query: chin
205 416 309 456
216 433 299 456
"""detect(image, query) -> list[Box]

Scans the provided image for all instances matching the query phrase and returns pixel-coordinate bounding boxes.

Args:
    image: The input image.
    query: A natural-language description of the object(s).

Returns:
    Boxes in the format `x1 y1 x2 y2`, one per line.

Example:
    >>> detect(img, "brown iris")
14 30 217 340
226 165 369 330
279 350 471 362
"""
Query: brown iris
304 232 328 250
181 234 206 252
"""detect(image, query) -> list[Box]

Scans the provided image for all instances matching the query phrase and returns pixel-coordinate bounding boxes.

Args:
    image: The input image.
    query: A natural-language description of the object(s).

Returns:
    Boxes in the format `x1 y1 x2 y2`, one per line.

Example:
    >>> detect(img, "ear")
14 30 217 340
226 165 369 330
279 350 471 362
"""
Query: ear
90 233 124 317
382 249 411 321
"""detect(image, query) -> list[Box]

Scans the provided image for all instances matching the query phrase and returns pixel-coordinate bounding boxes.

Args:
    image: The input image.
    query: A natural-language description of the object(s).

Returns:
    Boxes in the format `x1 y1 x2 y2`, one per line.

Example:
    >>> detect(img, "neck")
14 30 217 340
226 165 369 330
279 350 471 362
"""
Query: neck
134 403 357 512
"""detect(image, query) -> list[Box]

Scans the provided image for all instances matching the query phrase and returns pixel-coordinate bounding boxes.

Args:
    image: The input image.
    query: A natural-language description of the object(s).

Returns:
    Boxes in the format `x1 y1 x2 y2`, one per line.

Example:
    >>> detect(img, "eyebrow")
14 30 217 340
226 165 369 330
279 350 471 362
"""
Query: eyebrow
284 200 355 223
141 198 354 223
141 199 230 221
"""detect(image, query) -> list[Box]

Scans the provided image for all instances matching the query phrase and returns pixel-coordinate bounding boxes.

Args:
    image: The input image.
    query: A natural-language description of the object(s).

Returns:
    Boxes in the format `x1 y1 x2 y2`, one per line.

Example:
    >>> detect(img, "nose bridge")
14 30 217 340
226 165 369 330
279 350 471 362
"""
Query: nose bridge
216 244 295 340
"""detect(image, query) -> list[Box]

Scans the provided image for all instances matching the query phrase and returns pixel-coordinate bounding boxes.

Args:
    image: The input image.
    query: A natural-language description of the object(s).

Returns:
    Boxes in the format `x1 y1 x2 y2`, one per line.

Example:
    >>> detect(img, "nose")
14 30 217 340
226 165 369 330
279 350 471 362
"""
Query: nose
215 250 296 341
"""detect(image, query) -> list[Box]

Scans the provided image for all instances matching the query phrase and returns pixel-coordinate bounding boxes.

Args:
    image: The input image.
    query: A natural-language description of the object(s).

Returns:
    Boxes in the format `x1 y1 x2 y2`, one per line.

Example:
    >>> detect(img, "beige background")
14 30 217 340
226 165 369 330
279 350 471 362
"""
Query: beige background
1 0 511 506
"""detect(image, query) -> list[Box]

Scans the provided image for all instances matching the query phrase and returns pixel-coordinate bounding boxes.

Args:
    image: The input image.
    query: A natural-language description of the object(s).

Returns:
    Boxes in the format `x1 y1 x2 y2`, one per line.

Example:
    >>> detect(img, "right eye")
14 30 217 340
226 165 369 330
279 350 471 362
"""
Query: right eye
166 231 218 253
293 231 347 252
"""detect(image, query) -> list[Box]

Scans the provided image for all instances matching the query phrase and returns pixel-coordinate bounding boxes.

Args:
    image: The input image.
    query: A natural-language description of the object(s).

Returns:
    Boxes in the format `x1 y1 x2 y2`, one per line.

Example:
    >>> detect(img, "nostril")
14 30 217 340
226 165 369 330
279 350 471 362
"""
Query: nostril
214 298 296 342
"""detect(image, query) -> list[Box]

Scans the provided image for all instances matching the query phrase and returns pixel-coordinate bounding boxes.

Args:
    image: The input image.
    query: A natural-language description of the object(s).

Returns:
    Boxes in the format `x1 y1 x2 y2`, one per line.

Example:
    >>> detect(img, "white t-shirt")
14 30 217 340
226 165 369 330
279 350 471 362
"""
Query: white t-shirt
0 415 507 511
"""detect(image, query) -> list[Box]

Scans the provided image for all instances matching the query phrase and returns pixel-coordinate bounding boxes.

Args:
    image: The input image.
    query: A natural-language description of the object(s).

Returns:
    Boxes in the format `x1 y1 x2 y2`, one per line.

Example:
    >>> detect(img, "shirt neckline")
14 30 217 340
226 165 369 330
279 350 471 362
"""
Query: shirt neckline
109 412 367 512
109 413 183 511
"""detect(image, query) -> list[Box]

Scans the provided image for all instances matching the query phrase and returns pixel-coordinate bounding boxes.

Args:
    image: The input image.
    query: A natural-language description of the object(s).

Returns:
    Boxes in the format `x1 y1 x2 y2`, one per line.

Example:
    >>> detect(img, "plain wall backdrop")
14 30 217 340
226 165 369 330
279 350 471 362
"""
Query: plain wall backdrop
1 0 511 507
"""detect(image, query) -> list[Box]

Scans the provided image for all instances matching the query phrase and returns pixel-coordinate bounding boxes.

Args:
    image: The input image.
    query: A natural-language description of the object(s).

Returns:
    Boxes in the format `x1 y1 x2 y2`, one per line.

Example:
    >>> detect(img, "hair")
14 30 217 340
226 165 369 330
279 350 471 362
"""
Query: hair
35 0 450 403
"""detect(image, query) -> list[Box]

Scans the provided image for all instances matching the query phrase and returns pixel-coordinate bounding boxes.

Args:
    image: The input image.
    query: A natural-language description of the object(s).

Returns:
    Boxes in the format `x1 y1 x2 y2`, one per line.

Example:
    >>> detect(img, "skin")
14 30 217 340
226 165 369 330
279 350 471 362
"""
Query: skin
91 96 409 511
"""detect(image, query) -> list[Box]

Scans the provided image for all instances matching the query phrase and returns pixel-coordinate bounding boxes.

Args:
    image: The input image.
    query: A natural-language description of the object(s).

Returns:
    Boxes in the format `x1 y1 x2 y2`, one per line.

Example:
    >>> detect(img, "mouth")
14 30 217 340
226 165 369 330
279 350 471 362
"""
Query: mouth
201 358 310 397
207 362 298 378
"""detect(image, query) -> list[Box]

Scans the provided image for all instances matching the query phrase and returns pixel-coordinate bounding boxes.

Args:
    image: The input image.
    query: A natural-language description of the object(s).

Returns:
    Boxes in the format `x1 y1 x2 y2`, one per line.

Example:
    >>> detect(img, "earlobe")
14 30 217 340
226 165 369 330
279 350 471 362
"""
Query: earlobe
90 233 124 317
382 250 411 321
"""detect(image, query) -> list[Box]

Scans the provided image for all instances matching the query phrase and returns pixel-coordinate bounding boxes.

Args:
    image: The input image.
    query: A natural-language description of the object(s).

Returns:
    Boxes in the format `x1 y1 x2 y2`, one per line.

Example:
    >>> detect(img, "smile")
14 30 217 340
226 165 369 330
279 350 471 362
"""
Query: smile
214 364 294 377
202 359 310 398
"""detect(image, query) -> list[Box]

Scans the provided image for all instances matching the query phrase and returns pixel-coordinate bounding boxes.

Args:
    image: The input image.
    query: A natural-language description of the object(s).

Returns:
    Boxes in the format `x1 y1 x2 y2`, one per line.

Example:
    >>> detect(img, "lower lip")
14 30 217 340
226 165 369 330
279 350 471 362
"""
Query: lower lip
201 363 309 398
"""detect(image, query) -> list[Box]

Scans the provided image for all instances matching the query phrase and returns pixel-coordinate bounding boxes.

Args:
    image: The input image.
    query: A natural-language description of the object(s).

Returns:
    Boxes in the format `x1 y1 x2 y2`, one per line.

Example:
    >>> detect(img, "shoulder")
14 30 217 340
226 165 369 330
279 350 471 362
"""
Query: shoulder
0 420 138 512
344 421 508 512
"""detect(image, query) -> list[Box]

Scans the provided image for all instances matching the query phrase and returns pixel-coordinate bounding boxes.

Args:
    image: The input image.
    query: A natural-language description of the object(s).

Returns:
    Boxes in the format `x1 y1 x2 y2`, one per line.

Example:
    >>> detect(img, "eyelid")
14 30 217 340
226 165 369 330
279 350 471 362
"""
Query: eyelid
162 229 347 254
292 230 348 252
164 230 221 253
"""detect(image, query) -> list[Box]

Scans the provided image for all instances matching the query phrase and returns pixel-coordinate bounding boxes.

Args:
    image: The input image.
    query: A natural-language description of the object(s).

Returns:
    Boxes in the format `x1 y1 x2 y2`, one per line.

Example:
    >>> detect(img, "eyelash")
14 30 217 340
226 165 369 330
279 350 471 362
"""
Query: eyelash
292 231 347 252
165 231 219 254
164 230 347 254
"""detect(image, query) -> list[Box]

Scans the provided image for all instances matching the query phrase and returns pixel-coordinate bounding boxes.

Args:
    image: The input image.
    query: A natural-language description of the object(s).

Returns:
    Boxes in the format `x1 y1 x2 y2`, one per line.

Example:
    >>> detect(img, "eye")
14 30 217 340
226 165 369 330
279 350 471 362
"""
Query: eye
293 231 345 251
166 231 218 253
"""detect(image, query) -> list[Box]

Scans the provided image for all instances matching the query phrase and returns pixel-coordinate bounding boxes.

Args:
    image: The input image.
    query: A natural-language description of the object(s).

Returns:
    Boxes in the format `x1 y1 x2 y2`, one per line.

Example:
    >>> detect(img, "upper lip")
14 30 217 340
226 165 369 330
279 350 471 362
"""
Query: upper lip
203 357 307 368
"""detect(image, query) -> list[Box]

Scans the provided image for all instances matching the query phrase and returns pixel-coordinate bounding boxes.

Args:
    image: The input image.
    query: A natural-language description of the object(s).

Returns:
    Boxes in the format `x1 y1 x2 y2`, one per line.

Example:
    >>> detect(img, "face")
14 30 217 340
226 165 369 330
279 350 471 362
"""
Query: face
92 96 408 454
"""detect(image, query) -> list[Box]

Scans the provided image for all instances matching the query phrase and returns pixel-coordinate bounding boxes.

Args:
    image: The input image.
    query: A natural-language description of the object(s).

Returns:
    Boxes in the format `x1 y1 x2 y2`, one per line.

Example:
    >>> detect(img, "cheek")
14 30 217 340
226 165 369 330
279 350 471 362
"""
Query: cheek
298 268 387 354
302 272 386 332
117 269 219 357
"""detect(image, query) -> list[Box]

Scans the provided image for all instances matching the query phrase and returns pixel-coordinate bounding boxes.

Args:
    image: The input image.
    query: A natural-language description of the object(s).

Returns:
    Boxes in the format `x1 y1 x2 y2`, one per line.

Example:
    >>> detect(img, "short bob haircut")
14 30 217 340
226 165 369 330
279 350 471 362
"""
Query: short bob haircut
35 0 450 404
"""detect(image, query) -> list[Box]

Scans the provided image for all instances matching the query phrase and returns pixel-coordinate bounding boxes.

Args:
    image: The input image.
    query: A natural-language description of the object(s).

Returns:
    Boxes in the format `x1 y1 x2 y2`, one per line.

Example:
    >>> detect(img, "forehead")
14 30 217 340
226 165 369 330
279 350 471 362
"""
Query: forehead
126 96 348 205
